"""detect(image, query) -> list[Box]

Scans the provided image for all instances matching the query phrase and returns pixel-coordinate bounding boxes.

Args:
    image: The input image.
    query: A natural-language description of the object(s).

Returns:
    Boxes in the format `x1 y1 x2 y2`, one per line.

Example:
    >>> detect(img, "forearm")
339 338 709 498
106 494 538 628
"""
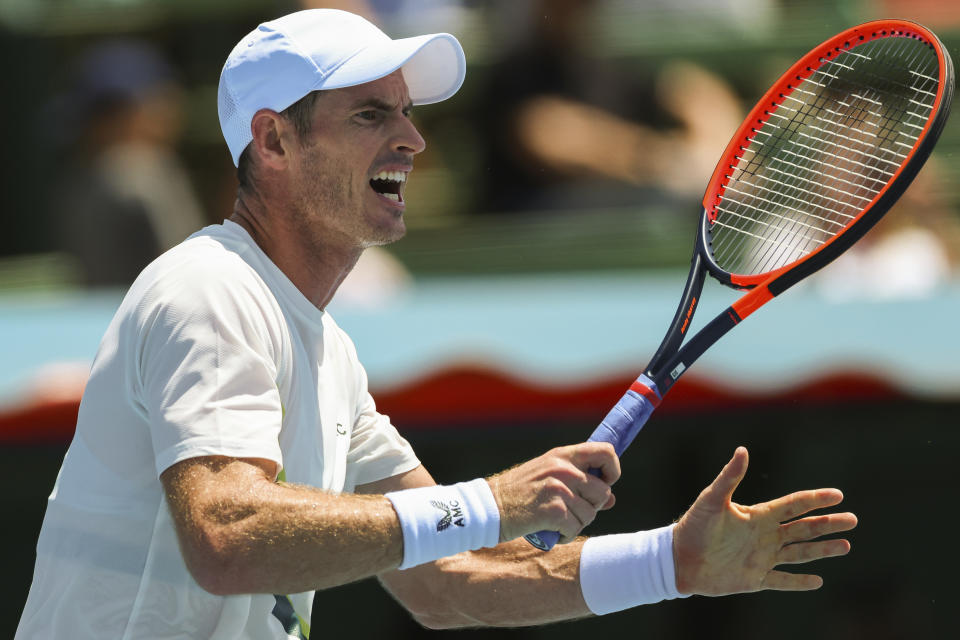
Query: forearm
381 538 591 629
220 484 402 594
166 440 621 598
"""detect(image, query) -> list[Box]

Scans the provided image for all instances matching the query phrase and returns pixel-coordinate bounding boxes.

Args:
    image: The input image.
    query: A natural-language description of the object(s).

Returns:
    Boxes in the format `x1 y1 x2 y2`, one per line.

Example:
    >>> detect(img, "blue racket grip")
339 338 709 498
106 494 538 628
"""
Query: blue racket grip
524 375 661 551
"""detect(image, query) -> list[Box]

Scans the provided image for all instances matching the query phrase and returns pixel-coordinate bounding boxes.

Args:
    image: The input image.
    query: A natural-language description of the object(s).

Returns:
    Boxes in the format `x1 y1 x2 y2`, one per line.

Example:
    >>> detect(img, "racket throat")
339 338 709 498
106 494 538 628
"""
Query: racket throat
646 252 707 378
651 306 742 393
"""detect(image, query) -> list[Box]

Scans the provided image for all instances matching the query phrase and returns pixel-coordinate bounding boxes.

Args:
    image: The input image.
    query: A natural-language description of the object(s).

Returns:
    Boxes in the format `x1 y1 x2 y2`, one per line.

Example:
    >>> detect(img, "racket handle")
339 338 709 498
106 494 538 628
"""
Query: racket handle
524 375 661 551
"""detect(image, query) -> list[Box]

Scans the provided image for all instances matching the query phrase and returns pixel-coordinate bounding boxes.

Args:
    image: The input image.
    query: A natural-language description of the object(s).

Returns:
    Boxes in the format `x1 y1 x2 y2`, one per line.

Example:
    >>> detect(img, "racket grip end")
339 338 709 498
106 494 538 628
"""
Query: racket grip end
525 530 559 551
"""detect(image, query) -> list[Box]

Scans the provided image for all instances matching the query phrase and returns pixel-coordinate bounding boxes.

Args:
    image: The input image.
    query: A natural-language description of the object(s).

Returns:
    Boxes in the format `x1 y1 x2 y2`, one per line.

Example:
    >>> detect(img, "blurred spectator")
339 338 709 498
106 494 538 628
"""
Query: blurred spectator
300 0 470 36
332 247 413 310
472 0 743 214
873 0 960 29
50 40 206 287
814 159 960 300
300 0 377 21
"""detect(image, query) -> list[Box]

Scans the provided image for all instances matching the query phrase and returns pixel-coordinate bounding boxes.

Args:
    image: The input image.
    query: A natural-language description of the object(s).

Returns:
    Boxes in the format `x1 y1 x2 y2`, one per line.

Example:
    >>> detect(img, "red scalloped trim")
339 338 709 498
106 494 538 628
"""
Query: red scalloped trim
0 367 908 444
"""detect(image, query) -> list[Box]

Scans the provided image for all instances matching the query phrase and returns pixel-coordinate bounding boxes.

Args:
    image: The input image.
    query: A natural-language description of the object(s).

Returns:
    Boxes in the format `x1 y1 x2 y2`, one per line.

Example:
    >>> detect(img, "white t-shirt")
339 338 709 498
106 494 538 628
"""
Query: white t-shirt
16 221 420 639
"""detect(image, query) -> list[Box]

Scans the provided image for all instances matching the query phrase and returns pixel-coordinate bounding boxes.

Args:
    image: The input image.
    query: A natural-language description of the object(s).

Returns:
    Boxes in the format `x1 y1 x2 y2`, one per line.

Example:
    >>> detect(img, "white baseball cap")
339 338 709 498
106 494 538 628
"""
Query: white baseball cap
218 9 466 166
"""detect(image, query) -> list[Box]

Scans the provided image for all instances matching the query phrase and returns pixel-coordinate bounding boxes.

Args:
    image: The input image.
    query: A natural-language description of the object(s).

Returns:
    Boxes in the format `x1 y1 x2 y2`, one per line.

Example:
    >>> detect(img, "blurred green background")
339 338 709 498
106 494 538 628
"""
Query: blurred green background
2 0 959 638
2 0 959 280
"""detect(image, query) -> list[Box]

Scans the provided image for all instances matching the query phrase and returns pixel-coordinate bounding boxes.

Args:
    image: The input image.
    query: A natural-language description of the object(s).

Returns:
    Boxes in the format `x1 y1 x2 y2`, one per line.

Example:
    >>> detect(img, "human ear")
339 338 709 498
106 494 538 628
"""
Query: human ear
249 109 290 170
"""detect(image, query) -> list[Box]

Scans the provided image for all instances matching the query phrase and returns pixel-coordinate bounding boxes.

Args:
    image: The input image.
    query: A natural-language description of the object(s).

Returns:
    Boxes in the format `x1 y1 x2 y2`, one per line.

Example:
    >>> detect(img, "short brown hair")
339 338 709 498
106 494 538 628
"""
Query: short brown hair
236 91 323 190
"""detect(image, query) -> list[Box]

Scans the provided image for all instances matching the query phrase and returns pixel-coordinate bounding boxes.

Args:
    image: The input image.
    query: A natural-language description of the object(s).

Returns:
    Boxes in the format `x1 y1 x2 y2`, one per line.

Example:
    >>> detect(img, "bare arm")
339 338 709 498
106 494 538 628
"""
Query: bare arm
160 443 619 596
367 448 857 630
160 456 402 595
365 466 593 629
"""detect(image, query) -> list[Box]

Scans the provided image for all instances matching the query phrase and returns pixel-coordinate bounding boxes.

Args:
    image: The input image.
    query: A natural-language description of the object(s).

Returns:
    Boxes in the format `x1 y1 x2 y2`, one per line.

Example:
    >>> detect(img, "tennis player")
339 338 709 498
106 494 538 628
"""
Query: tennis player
16 9 856 639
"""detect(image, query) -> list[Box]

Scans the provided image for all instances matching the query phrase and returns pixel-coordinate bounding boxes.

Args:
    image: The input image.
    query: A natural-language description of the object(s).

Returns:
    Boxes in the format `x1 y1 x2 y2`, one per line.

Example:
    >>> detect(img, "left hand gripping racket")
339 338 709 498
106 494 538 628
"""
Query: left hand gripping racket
526 19 954 551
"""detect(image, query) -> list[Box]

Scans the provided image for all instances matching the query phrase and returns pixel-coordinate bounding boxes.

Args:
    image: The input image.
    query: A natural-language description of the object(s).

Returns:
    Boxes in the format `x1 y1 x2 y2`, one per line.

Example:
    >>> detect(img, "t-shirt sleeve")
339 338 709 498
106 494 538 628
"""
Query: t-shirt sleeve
343 360 419 490
136 262 285 478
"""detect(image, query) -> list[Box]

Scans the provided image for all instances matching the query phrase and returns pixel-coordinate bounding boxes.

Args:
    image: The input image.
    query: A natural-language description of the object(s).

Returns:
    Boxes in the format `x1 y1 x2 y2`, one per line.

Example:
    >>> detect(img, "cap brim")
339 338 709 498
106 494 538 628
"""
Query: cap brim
318 33 466 104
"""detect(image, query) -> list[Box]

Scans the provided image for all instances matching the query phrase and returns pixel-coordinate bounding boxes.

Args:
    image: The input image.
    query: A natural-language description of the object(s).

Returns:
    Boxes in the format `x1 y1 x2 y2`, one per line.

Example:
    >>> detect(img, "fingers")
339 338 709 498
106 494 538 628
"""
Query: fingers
764 488 845 522
601 492 616 510
780 512 858 544
549 444 618 538
534 476 609 543
568 442 621 485
673 447 857 597
492 442 619 542
576 471 616 510
701 446 749 508
556 493 601 543
760 570 823 591
777 538 851 565
553 469 616 541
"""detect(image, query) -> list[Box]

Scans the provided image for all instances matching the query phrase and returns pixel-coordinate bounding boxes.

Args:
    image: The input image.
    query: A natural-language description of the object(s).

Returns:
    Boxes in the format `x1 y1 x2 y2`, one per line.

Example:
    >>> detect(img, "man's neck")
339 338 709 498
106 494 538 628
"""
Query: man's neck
230 192 361 311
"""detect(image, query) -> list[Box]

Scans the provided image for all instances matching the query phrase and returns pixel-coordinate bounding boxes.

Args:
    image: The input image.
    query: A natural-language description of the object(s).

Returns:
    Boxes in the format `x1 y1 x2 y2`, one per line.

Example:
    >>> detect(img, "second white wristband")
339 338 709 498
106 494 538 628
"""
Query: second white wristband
580 524 688 615
386 478 501 570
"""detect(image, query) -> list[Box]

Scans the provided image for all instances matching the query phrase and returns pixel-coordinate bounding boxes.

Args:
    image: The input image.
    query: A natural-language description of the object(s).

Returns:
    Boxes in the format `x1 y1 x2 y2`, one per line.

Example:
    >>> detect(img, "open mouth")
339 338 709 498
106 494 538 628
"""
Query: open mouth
369 170 406 203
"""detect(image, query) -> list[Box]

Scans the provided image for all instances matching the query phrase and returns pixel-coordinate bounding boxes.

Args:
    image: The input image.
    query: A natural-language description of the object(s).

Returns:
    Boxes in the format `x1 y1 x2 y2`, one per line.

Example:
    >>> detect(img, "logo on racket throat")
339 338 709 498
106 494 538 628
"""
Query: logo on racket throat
681 297 698 334
670 363 686 380
431 500 465 531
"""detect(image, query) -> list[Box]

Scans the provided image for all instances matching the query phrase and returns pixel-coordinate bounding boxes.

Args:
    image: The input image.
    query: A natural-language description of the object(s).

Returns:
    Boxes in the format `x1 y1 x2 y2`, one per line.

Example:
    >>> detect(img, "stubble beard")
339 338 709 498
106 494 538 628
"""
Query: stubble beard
295 153 406 252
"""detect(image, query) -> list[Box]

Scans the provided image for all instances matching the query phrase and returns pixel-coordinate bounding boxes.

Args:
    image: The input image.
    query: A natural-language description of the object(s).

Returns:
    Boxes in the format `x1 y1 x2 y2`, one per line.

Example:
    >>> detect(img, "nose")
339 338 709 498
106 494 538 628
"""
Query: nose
393 115 426 155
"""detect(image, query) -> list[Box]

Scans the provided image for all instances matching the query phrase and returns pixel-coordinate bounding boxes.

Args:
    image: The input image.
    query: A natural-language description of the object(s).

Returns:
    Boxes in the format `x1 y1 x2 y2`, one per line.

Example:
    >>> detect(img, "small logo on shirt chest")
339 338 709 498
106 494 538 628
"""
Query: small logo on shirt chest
336 422 347 435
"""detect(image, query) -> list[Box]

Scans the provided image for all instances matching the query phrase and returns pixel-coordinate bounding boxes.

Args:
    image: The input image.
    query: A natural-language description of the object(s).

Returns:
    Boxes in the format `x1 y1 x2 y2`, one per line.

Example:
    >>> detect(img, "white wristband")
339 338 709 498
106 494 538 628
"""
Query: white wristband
386 478 501 570
580 524 688 615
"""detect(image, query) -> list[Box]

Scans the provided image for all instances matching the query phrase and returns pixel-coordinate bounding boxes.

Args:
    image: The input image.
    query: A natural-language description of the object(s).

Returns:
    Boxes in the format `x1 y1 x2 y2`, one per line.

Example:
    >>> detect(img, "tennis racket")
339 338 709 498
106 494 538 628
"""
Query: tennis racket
526 19 954 551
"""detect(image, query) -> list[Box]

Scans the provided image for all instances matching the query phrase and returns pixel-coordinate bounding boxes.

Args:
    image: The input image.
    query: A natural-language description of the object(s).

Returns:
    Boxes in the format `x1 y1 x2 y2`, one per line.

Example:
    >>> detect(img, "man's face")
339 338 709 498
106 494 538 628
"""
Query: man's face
286 70 426 249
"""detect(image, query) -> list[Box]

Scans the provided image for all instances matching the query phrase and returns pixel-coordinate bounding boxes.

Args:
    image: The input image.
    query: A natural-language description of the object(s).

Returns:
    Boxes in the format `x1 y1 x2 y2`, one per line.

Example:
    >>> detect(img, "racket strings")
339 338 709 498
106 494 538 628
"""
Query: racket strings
723 37 922 270
709 35 940 276
735 37 935 271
